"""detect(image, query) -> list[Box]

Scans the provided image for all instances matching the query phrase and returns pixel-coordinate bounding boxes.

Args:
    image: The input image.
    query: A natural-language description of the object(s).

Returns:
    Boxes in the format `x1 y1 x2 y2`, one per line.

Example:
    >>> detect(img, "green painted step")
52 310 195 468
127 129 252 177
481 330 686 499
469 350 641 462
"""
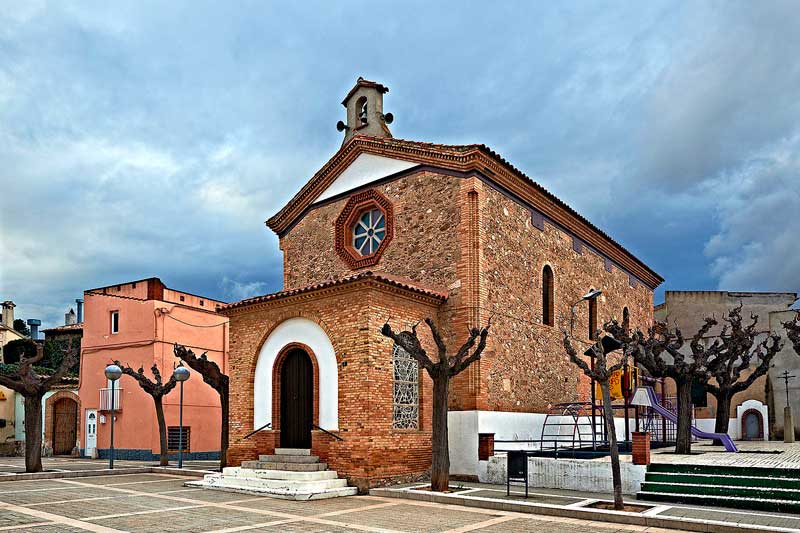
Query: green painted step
639 463 800 514
642 481 800 501
638 490 800 514
645 471 800 490
646 462 800 479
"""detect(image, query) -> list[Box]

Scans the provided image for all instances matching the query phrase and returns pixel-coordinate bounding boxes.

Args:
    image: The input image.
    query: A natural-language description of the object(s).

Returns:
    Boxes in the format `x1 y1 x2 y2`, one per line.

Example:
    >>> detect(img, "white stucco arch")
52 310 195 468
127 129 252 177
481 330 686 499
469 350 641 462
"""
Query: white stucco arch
736 399 768 441
254 317 339 430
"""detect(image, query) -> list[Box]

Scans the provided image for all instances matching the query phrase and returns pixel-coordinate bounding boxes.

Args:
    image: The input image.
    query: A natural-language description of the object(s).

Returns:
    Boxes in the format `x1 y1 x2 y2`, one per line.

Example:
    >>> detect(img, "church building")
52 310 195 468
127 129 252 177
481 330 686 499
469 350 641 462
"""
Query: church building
222 78 663 490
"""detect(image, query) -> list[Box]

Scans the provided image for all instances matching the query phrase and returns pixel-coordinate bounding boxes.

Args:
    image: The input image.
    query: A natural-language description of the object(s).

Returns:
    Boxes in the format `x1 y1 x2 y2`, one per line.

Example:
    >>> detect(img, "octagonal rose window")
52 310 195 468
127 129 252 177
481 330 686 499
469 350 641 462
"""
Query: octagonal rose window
334 188 394 269
352 208 386 256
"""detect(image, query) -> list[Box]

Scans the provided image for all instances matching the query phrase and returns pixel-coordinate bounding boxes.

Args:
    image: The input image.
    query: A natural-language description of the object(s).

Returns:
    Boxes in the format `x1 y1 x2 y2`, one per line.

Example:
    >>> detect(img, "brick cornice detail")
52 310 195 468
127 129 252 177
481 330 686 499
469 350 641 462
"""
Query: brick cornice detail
266 136 662 289
222 278 445 316
334 189 394 270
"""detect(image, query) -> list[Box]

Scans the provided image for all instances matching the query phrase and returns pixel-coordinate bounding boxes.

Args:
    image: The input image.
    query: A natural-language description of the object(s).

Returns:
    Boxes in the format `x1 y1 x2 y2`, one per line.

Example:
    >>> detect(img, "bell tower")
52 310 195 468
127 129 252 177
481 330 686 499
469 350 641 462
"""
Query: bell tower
338 77 393 144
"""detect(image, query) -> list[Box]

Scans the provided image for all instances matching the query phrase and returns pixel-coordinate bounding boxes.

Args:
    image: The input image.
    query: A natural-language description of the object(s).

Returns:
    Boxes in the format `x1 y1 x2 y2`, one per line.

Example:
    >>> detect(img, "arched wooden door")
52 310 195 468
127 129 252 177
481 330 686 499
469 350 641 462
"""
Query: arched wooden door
53 398 77 455
280 349 313 448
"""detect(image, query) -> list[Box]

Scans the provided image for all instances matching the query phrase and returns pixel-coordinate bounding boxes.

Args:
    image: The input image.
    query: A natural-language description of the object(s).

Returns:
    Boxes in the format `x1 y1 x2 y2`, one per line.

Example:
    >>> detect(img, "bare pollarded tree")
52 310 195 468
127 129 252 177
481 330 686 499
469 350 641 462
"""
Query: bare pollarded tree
0 340 78 472
174 344 230 468
381 317 491 492
115 361 178 466
563 330 626 510
704 307 782 439
606 317 722 454
784 312 800 354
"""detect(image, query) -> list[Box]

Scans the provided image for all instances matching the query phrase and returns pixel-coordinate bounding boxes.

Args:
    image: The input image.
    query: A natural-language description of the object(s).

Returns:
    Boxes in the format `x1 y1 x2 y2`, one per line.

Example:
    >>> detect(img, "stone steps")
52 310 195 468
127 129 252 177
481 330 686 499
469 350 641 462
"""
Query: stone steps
638 490 800 514
642 481 800 501
241 461 328 471
275 448 311 456
258 454 320 463
221 467 339 481
638 463 800 514
187 448 355 501
645 471 800 490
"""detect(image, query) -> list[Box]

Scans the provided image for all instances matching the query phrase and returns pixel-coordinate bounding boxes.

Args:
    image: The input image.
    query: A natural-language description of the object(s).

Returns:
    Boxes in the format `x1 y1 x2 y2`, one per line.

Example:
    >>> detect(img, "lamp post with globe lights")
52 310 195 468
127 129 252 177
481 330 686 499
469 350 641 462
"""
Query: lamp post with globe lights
104 364 123 469
173 365 191 468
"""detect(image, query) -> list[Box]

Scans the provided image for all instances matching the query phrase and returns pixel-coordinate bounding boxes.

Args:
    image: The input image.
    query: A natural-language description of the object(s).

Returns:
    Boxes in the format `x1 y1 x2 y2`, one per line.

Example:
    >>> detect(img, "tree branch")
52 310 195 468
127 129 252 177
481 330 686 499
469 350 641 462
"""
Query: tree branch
380 322 435 372
450 319 491 376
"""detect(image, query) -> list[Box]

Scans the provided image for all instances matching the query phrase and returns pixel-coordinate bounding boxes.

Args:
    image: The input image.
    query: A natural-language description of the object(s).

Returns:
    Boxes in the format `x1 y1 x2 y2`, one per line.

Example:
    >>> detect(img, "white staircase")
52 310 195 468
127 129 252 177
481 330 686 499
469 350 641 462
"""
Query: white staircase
186 448 357 500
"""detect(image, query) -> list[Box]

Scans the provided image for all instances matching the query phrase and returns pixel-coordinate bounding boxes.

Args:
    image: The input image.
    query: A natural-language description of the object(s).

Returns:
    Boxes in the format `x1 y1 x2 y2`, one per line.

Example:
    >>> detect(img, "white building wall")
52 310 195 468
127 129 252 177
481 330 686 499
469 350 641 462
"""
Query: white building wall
449 410 630 479
485 455 647 495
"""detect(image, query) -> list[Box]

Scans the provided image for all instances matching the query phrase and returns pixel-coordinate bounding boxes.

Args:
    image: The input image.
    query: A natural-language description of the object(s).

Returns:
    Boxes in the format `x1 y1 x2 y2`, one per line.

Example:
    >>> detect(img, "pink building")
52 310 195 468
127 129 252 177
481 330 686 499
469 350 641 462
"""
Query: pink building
77 278 228 460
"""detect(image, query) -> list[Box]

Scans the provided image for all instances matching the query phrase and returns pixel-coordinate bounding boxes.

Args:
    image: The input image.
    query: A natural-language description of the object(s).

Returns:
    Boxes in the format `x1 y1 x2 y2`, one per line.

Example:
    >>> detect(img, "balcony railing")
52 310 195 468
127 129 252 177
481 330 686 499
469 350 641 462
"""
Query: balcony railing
99 388 123 411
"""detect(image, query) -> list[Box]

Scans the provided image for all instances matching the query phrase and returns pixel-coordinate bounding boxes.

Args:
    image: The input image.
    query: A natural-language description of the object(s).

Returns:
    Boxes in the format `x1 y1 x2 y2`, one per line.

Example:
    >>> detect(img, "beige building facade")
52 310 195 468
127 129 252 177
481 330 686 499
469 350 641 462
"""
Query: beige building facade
654 291 798 440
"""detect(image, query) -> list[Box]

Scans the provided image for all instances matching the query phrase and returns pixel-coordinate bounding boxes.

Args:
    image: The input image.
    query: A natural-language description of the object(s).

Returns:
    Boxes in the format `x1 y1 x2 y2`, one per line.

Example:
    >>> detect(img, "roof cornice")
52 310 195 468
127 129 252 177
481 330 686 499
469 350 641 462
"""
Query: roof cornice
220 271 447 315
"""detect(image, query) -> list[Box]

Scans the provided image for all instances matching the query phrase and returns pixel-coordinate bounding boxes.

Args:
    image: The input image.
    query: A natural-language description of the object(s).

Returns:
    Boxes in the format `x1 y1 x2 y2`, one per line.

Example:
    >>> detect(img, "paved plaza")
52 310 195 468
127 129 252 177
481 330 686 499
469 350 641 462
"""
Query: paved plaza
0 456 799 531
0 472 689 533
0 457 220 475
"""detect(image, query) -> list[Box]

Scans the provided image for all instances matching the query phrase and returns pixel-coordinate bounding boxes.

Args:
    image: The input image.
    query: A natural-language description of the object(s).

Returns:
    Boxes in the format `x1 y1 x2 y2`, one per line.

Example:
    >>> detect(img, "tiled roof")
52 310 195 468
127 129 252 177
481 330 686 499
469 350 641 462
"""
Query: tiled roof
221 271 447 312
341 77 389 105
42 322 84 333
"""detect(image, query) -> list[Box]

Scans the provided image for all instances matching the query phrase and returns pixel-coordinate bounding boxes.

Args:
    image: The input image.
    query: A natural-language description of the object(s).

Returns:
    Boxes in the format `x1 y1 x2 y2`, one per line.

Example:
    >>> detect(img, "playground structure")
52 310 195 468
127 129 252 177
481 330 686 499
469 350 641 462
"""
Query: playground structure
495 378 738 457
631 385 738 452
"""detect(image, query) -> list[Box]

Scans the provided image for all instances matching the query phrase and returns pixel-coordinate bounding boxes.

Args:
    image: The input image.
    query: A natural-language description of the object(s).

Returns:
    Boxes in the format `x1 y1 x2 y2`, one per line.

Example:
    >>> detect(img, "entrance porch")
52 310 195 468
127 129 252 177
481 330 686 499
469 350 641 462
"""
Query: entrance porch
221 272 447 491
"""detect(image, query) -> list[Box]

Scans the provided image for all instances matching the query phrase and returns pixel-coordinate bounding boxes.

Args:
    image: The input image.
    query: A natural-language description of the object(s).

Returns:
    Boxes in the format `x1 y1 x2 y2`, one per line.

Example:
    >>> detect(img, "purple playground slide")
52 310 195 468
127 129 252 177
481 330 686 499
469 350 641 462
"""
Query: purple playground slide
632 386 738 452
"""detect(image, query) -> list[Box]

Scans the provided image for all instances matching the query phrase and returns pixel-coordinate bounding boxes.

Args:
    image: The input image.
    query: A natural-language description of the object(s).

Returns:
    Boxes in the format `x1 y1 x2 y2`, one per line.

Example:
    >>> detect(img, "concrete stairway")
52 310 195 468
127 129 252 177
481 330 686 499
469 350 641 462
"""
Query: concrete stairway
638 463 800 514
186 448 357 500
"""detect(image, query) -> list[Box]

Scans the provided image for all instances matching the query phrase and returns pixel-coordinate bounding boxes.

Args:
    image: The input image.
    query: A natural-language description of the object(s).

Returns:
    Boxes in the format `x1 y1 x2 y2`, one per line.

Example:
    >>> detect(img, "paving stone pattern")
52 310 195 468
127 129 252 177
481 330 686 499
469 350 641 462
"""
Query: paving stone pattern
661 505 800 530
0 473 688 532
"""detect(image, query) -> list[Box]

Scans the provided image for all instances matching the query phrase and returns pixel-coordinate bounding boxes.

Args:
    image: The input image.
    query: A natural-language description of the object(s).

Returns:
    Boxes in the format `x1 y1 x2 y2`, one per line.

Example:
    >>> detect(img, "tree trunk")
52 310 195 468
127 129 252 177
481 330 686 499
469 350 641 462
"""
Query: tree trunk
24 394 45 473
675 379 693 454
600 382 624 510
153 395 169 466
219 383 229 469
430 370 450 492
712 390 732 446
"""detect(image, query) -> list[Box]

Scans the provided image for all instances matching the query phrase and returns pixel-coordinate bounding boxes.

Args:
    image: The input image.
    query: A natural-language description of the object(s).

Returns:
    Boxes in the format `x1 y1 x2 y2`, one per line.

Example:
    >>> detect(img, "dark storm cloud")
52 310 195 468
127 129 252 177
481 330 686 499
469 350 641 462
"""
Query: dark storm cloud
1 1 798 329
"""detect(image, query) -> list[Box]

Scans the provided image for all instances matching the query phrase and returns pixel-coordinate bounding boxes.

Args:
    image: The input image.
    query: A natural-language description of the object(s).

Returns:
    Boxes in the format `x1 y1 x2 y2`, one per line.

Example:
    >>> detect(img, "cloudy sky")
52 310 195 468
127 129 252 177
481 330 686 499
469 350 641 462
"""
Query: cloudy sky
1 1 799 329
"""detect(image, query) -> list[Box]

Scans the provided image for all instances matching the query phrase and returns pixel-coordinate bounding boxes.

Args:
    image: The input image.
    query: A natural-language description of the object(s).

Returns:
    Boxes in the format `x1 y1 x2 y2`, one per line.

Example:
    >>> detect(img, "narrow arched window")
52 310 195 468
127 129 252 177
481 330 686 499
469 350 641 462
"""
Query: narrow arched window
542 265 554 327
588 290 598 340
622 306 630 326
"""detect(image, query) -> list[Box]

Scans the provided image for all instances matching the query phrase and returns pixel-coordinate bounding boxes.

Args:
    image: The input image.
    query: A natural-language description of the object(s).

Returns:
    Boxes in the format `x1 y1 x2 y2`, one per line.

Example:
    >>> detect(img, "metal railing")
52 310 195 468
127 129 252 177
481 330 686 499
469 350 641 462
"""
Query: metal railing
313 424 343 441
242 422 271 440
99 388 122 411
240 422 344 442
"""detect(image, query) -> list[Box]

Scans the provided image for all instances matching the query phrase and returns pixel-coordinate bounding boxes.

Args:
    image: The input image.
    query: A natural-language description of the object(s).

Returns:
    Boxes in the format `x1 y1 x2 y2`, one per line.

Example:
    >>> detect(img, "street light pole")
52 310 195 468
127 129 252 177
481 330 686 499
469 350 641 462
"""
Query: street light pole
104 364 123 469
173 365 191 468
569 289 603 450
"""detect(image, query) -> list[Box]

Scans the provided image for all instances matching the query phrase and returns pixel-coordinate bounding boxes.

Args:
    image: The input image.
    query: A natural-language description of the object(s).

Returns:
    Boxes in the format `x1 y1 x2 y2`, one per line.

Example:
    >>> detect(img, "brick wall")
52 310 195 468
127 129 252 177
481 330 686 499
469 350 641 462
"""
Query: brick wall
224 279 441 491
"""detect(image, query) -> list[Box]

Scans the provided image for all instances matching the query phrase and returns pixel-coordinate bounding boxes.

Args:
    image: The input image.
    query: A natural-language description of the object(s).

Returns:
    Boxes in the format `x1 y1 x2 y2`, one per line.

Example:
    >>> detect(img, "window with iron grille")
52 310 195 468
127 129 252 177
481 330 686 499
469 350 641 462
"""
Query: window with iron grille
392 344 419 429
167 426 190 451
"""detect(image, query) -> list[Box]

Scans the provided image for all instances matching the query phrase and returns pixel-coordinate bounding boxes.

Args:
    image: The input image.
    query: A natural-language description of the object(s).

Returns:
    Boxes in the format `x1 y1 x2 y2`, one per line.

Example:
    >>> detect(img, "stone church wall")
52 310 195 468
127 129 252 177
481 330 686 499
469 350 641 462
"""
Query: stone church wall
478 185 654 412
278 169 654 415
280 170 461 294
